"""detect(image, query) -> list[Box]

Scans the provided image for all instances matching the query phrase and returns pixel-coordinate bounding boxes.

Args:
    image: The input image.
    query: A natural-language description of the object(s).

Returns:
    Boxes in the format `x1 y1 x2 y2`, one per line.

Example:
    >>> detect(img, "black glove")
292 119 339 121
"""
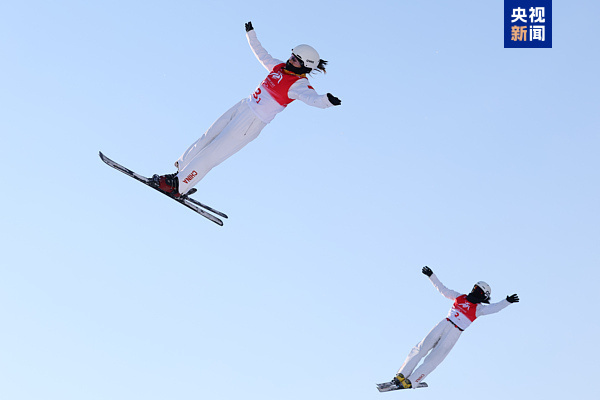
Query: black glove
327 93 341 106
506 294 519 303
422 266 433 277
245 21 254 32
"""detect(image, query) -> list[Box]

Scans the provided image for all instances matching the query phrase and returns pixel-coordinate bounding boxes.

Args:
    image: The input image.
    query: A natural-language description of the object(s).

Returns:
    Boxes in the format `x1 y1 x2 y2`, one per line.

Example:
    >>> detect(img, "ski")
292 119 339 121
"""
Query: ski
184 195 228 219
98 151 227 226
376 381 428 392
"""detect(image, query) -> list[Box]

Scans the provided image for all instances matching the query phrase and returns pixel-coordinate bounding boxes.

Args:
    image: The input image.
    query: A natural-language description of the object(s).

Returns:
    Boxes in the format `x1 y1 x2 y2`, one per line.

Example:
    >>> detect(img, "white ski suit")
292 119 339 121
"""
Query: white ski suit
175 30 335 194
397 273 512 387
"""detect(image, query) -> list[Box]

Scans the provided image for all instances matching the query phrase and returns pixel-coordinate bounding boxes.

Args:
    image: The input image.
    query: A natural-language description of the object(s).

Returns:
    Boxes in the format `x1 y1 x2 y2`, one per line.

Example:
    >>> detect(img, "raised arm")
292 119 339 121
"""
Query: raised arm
245 21 282 71
422 266 461 301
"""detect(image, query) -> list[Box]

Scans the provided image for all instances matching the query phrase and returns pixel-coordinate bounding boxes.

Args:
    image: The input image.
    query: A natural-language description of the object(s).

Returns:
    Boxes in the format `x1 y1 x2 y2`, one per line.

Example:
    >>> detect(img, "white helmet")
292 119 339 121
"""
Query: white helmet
474 281 492 302
291 44 320 70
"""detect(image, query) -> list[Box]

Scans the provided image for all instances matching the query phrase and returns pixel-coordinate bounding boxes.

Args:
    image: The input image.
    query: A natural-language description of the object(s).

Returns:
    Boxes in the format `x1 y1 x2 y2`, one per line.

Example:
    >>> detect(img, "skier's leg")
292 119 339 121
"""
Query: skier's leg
407 323 461 387
175 100 245 171
397 320 447 379
177 104 266 194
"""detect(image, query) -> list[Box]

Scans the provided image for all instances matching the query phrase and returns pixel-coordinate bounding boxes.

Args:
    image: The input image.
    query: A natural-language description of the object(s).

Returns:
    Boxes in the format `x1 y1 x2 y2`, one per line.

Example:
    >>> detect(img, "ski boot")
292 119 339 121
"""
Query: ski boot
151 173 180 197
392 374 412 389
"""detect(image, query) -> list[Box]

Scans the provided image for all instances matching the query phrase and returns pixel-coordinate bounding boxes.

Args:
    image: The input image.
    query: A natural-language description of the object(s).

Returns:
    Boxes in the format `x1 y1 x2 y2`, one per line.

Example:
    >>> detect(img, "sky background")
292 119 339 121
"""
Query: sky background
1 1 599 399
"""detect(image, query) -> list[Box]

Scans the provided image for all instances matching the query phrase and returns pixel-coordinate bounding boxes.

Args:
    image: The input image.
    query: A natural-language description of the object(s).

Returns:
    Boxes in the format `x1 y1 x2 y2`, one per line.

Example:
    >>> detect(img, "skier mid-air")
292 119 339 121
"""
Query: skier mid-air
151 21 341 197
377 266 520 391
99 21 340 224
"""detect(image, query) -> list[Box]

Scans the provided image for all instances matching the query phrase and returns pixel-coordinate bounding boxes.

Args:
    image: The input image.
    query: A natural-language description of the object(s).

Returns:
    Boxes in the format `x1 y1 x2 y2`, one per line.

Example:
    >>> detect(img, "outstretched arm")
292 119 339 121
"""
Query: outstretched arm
245 21 282 71
476 294 519 317
422 266 461 301
288 80 336 109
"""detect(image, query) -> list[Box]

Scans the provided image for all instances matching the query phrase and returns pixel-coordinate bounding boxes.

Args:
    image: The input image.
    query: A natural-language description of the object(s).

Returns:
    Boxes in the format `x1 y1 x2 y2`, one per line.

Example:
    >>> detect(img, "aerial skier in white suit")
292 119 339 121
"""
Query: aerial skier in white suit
384 266 519 390
151 21 341 197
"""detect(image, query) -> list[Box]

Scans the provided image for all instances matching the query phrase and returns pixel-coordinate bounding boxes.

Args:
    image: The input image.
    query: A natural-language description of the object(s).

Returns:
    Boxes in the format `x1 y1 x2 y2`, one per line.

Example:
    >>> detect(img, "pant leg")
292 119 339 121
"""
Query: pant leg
407 321 461 387
176 100 246 171
397 319 447 379
177 100 267 194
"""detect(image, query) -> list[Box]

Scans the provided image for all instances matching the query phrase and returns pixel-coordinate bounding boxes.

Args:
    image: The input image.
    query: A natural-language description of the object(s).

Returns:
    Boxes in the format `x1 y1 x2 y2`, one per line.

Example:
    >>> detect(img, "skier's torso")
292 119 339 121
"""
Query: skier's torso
446 294 478 330
247 63 306 123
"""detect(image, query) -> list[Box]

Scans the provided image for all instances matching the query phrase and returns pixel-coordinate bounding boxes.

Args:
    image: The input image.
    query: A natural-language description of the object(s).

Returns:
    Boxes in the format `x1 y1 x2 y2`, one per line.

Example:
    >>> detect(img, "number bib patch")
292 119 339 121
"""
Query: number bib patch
447 294 479 330
248 63 305 123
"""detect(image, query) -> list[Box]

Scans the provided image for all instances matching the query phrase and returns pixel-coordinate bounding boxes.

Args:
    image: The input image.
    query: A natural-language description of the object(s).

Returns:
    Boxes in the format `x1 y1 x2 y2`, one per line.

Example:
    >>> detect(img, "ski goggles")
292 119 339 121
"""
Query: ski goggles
290 53 304 67
471 285 486 297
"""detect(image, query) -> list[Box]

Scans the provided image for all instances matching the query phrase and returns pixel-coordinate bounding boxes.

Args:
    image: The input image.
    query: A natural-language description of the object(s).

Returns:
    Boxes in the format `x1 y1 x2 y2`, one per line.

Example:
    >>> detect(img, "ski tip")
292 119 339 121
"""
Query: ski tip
98 151 112 165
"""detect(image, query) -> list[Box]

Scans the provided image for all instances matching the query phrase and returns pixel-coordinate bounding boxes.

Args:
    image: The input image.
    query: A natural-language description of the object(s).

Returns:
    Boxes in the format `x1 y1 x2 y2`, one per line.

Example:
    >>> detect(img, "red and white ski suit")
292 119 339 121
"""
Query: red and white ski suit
397 273 511 387
176 30 334 194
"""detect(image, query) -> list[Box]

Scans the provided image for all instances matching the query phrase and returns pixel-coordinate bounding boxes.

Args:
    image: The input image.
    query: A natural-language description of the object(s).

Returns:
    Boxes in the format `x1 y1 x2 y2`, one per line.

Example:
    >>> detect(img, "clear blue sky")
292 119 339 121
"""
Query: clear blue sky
1 1 599 399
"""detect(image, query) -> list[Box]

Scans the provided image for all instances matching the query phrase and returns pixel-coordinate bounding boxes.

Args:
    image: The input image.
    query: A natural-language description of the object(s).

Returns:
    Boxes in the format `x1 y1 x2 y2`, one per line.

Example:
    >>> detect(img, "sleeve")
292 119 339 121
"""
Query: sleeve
429 273 461 301
476 299 511 317
246 30 283 71
288 79 334 109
